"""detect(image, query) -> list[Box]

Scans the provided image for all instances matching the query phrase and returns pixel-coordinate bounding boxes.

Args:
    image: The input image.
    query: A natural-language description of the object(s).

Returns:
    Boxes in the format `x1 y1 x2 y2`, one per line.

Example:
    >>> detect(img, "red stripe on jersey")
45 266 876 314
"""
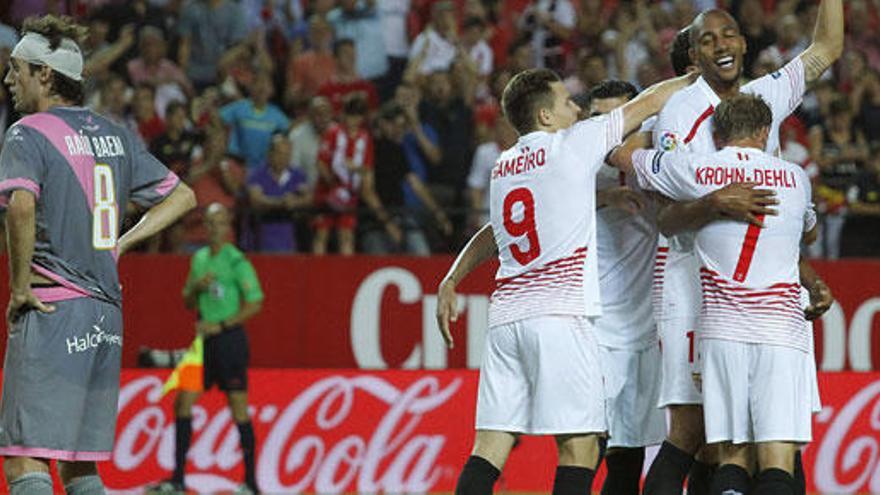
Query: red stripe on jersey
684 106 715 144
732 214 765 282
496 247 587 287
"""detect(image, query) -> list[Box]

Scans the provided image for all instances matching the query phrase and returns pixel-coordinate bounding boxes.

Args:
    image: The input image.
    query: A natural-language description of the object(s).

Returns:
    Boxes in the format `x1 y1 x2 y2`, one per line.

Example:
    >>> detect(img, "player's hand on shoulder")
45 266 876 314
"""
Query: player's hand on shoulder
436 279 460 349
599 186 646 214
6 290 55 326
709 182 778 227
805 280 834 321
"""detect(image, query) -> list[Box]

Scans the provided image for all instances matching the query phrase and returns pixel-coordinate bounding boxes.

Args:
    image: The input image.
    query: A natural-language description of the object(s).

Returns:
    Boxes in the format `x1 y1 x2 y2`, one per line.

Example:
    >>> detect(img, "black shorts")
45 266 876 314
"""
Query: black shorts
203 326 249 392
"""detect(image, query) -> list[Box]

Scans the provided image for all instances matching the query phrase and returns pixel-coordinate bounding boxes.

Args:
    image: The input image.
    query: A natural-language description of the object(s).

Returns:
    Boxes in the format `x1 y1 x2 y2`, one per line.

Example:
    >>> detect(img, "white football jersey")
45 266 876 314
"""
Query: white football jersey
594 164 658 349
488 108 624 328
632 147 816 352
651 56 807 319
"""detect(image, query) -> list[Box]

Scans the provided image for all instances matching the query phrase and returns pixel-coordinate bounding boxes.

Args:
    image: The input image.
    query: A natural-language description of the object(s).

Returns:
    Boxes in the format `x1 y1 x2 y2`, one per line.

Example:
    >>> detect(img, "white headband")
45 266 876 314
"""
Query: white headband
11 32 84 82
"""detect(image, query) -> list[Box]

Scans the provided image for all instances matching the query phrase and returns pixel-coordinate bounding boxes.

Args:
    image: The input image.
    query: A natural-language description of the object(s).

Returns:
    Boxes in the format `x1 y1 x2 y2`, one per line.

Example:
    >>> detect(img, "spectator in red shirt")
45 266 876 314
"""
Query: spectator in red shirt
127 26 194 103
313 96 401 255
132 84 165 145
317 39 380 115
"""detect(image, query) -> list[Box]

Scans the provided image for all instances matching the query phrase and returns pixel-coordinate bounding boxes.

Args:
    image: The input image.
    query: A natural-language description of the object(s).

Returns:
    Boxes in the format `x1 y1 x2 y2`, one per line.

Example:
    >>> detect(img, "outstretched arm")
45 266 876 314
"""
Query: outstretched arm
799 0 844 83
620 72 697 136
436 224 498 348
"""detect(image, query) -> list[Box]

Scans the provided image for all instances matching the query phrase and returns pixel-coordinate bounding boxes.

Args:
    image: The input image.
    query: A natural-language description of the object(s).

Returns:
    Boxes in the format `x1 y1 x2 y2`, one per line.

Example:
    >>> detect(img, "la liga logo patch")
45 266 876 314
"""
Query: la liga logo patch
659 131 680 151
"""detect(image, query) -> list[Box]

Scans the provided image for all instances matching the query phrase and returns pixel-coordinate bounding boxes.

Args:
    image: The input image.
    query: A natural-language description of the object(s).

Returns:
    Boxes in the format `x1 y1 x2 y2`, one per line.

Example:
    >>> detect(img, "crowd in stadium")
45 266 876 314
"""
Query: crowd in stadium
0 0 878 257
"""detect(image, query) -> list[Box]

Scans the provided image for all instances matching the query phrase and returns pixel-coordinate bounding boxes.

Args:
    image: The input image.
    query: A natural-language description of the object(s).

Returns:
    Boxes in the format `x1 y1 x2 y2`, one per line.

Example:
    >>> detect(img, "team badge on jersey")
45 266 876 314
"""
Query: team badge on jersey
659 131 680 151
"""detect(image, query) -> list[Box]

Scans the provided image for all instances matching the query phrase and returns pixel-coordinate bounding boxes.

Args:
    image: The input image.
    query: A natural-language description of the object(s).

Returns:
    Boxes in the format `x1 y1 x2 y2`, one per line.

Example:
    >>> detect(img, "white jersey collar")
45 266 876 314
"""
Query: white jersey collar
695 76 722 108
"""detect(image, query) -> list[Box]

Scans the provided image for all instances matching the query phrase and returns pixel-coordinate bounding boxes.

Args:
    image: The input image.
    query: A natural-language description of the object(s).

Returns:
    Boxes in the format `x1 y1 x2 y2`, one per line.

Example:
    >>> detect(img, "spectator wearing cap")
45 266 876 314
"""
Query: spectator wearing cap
313 96 401 255
220 72 290 169
327 0 389 81
285 16 337 108
317 39 380 115
245 134 313 252
408 1 459 76
364 103 452 255
177 0 249 90
289 97 334 189
127 26 194 109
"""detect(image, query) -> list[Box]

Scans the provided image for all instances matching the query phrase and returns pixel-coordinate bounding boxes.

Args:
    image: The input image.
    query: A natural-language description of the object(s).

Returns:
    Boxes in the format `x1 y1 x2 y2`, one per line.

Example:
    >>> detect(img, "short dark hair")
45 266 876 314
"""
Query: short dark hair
714 94 772 143
378 101 404 121
342 94 369 116
670 26 693 77
165 100 187 117
22 15 87 105
501 69 560 135
333 38 355 56
589 80 638 102
829 96 852 116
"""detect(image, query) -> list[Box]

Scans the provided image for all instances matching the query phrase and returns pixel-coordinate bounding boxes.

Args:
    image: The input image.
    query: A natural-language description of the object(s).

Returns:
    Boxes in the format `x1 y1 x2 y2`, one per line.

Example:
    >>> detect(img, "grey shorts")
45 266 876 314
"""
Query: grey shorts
0 297 122 461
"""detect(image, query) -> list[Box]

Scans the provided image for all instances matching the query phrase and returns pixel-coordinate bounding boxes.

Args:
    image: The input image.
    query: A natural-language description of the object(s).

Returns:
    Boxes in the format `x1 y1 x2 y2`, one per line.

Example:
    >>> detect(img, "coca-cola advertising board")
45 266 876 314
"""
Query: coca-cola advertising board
1 256 878 371
43 369 880 493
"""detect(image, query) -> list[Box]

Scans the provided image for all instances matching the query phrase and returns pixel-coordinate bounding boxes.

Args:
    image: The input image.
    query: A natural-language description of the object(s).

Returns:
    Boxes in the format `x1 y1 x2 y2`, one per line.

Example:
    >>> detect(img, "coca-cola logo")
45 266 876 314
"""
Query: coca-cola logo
110 373 463 492
814 379 880 492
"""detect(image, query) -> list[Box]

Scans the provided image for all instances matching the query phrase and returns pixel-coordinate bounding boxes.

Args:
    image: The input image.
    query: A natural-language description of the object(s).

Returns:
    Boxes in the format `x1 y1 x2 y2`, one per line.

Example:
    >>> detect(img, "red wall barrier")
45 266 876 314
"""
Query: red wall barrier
0 256 878 370
55 370 880 493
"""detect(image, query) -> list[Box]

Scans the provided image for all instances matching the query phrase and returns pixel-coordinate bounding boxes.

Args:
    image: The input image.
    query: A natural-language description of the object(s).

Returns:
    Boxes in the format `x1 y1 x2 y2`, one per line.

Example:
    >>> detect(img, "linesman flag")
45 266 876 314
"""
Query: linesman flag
161 335 204 397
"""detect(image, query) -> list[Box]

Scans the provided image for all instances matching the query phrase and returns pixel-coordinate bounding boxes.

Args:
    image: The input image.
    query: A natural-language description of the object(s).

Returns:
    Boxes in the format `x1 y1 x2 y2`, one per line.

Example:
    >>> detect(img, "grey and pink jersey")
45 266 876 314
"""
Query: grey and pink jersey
0 107 180 305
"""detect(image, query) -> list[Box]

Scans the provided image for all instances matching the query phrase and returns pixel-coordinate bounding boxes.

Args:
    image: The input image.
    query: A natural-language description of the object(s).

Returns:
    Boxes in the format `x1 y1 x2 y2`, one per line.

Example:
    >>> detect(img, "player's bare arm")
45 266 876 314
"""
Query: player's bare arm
799 0 844 83
5 190 55 324
656 183 780 236
800 257 834 320
117 183 197 256
607 134 779 235
619 72 698 136
597 186 646 214
436 223 498 348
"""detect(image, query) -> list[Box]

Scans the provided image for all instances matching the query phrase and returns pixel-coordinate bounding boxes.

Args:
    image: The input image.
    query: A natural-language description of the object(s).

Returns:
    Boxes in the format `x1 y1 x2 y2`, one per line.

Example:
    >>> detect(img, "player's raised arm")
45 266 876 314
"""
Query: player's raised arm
799 0 844 83
619 72 697 136
436 224 498 348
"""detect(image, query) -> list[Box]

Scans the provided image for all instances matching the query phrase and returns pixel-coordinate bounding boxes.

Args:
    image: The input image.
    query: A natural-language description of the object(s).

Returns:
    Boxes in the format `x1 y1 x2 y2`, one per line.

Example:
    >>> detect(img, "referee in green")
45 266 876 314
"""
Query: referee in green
165 203 264 494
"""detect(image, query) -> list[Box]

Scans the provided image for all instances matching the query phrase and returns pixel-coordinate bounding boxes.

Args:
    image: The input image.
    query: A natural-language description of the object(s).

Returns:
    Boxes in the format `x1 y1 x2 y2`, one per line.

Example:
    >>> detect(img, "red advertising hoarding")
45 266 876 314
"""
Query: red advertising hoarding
1 256 877 371
86 370 880 493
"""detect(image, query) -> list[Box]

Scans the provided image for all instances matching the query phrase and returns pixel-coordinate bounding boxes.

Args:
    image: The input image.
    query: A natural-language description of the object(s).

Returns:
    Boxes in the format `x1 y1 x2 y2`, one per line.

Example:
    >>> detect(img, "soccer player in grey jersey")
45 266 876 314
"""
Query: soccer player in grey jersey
0 15 196 495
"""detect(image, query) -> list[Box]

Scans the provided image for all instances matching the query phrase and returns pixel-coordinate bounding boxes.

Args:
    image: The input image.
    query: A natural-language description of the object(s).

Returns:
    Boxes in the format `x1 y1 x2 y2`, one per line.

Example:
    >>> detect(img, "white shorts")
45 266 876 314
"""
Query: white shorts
476 315 606 435
656 250 702 407
600 344 666 448
800 287 822 413
657 316 702 407
701 339 813 445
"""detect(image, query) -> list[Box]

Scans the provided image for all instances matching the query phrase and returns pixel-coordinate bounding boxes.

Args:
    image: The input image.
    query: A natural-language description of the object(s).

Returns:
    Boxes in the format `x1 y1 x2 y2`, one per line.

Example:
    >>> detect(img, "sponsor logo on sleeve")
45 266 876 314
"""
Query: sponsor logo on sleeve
659 132 680 151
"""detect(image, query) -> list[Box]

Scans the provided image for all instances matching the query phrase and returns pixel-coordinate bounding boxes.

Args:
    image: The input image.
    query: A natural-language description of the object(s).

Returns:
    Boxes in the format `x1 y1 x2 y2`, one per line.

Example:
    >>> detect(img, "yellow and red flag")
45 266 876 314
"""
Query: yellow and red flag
161 335 204 397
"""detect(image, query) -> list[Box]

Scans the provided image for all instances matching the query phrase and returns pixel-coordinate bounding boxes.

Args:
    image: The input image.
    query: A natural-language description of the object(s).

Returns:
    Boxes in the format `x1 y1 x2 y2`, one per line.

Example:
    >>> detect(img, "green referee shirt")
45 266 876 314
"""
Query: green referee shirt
185 243 264 323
